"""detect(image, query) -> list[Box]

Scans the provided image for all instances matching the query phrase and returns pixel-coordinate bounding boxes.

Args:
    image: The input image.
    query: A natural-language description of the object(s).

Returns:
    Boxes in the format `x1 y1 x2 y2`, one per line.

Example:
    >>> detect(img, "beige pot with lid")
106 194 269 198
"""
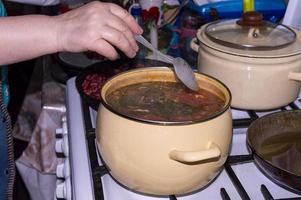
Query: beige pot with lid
96 67 232 195
191 11 301 110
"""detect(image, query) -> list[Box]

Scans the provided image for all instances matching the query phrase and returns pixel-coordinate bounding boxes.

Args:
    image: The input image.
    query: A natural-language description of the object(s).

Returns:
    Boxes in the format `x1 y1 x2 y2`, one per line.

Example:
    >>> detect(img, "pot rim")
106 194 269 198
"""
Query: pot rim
100 67 232 126
198 23 301 59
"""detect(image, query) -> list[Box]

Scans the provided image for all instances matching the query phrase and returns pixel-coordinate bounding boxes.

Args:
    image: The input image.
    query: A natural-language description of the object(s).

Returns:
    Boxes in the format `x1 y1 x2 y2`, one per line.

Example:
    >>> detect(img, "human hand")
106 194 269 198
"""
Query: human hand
55 1 143 60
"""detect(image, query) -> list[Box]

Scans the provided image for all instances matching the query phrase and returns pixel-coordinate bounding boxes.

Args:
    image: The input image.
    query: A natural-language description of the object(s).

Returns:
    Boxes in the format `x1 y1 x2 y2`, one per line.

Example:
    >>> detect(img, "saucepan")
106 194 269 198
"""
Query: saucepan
191 11 301 110
247 110 301 193
96 67 232 195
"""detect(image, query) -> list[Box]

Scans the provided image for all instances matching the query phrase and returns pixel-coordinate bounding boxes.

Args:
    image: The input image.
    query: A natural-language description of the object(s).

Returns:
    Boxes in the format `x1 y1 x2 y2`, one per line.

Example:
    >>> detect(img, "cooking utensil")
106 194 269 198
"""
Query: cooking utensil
247 110 301 193
190 11 301 110
135 34 199 91
96 67 232 195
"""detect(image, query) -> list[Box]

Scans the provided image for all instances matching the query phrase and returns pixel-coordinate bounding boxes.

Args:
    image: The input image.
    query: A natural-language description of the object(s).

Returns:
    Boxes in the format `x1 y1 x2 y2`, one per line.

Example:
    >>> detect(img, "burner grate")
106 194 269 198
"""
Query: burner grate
224 101 301 200
80 96 301 200
220 188 231 200
81 99 181 200
224 155 301 200
232 101 300 128
261 185 301 200
225 156 252 200
82 100 106 200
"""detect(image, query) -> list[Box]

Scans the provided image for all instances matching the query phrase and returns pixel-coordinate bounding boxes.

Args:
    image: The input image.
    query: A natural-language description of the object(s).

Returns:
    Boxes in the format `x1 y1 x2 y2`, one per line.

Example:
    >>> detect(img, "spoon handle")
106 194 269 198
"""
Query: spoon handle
135 35 173 63
135 35 199 91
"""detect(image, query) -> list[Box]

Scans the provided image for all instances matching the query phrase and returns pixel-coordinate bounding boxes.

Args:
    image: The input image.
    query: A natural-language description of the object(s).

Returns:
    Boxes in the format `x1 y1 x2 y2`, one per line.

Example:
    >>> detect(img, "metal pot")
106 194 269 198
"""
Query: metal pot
247 110 301 193
191 11 301 110
96 67 232 195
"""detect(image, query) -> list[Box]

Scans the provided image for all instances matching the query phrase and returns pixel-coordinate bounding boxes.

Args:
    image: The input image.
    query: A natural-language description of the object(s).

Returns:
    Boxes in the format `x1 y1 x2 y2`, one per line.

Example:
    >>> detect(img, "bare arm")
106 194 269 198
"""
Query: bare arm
0 15 59 65
0 1 143 65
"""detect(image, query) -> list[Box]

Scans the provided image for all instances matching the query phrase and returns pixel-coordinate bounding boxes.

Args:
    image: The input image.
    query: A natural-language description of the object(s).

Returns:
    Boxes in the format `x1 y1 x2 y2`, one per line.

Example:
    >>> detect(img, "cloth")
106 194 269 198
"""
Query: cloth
16 100 65 200
0 110 9 200
0 0 9 107
12 92 42 142
17 81 65 173
14 56 65 200
16 161 57 200
0 0 8 196
0 1 5 16
0 2 15 200
0 101 14 200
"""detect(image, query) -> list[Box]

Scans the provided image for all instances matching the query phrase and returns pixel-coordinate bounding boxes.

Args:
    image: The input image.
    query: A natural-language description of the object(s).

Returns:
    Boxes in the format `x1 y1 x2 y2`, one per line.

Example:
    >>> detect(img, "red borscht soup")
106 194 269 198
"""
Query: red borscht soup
106 81 225 122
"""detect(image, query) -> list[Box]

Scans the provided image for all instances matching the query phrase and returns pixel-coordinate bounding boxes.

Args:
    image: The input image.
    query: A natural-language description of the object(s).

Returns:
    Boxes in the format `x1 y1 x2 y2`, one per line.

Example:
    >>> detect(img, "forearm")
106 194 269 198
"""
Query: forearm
0 2 142 65
0 15 58 65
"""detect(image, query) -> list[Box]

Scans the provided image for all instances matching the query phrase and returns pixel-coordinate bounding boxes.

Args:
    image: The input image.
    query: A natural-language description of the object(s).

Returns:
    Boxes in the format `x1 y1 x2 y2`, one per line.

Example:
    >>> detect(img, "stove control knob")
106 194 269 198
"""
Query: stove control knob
54 179 63 200
62 118 68 135
55 139 63 154
56 178 71 200
56 118 68 136
55 135 69 157
61 116 66 122
55 128 63 135
56 158 70 178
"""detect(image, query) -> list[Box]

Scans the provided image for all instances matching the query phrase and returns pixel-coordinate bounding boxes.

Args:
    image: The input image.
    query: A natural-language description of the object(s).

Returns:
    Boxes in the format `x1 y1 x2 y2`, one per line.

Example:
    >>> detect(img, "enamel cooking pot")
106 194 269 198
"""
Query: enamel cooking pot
96 67 232 195
191 11 301 110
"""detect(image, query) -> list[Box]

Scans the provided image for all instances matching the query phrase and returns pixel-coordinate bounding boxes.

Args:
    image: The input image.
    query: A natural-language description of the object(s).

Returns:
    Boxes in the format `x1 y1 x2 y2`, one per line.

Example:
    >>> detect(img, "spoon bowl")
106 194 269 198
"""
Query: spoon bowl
172 57 199 91
135 35 199 91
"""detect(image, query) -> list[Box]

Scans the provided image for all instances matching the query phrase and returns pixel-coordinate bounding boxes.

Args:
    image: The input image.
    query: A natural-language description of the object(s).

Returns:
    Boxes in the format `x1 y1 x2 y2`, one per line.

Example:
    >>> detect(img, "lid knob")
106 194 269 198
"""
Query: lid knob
237 11 264 26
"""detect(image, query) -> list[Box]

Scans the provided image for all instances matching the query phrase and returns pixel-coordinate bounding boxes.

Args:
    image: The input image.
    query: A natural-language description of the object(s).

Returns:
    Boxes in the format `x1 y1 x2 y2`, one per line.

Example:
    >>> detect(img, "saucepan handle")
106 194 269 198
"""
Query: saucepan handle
169 142 221 163
288 72 301 81
190 38 199 53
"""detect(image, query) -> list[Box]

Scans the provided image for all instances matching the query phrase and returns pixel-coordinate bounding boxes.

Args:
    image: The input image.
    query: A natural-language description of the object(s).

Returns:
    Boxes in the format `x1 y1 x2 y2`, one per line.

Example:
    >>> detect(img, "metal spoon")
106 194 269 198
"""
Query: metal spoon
135 35 199 91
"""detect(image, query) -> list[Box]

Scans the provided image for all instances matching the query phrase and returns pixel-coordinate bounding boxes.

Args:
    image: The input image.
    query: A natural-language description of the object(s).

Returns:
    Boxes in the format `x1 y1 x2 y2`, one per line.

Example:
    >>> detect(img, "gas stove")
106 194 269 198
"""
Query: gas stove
55 77 301 200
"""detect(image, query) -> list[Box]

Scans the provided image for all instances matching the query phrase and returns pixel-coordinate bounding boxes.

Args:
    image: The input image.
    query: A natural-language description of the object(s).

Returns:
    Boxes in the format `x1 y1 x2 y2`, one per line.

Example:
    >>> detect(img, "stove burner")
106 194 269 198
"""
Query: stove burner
220 188 231 200
224 155 301 200
82 100 105 200
225 157 251 200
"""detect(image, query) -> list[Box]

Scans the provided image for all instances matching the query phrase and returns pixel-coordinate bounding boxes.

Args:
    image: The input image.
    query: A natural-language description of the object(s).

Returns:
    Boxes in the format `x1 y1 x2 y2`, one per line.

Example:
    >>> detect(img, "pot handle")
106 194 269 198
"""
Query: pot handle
190 38 199 53
169 142 221 163
288 72 301 81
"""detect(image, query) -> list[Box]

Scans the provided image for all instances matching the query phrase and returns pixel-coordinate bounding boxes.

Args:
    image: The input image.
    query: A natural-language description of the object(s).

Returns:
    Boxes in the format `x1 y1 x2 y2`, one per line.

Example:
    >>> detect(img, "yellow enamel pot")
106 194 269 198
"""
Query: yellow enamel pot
96 67 232 195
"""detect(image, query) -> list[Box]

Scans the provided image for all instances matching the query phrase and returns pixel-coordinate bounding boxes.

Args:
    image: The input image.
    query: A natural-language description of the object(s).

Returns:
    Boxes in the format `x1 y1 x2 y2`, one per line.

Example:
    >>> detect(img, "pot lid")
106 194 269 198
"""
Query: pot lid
205 11 297 51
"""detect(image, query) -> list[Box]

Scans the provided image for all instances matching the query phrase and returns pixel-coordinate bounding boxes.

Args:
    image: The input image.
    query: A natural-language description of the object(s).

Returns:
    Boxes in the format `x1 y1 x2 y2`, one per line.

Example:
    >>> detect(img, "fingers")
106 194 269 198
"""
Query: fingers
90 39 119 60
96 25 137 59
56 2 142 60
105 14 138 52
108 3 143 35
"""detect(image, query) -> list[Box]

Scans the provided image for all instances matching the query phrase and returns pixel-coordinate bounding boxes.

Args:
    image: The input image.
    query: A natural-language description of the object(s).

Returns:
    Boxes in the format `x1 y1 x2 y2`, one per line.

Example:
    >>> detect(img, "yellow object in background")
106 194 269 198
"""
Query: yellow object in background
244 0 255 12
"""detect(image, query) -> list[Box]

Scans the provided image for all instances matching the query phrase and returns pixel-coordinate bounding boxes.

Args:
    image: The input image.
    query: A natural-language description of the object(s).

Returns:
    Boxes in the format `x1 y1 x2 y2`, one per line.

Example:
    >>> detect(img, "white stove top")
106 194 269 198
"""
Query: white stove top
60 77 301 200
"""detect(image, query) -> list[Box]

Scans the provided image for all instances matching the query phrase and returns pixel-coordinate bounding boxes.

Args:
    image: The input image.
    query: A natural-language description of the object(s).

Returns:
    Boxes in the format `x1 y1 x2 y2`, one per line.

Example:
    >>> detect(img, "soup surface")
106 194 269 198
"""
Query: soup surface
106 81 225 122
